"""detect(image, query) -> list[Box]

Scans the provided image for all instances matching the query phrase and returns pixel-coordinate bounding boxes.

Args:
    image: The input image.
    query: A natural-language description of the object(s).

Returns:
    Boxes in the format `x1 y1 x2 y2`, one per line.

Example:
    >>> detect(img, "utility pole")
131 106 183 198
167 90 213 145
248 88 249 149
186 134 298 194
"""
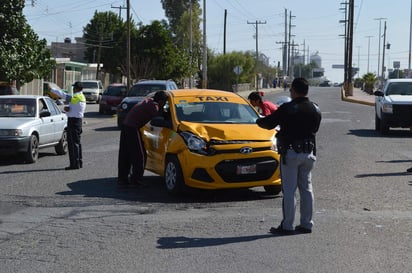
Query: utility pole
202 0 207 88
189 1 193 88
409 0 412 77
365 35 373 73
347 0 354 95
287 11 296 78
126 0 131 91
356 45 361 77
301 39 306 65
375 17 387 84
223 9 227 55
290 40 299 78
340 0 353 96
283 9 288 78
247 20 267 91
381 21 387 81
95 24 103 80
111 4 126 18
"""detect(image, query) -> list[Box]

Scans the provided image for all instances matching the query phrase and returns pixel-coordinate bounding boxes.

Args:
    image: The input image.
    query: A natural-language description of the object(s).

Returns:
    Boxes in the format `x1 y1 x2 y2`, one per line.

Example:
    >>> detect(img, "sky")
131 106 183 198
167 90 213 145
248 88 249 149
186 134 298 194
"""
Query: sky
22 0 412 83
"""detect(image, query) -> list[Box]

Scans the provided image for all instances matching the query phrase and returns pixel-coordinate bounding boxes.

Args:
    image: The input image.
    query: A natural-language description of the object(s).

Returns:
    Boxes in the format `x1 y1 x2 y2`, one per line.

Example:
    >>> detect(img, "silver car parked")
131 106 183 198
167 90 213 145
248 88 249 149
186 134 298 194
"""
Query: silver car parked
0 95 68 163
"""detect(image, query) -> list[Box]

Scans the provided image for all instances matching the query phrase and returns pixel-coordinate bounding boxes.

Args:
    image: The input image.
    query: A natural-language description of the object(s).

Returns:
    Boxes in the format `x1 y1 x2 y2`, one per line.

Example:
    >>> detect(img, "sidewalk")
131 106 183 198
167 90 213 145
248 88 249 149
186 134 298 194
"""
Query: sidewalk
341 87 375 106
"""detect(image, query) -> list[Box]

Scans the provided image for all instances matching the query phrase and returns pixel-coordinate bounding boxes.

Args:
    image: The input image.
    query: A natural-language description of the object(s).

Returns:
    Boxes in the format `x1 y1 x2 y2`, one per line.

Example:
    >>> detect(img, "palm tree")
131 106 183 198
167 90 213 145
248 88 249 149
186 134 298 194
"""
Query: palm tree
362 73 378 94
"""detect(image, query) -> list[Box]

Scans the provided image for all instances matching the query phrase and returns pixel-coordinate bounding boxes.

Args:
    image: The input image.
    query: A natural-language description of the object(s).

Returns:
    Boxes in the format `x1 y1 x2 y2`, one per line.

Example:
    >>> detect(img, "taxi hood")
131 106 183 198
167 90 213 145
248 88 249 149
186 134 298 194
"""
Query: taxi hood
178 121 275 141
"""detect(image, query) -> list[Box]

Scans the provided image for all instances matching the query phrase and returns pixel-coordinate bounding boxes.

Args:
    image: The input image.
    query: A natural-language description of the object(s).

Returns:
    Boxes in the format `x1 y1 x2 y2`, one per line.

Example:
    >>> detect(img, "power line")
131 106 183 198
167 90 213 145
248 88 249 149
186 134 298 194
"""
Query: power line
111 4 127 18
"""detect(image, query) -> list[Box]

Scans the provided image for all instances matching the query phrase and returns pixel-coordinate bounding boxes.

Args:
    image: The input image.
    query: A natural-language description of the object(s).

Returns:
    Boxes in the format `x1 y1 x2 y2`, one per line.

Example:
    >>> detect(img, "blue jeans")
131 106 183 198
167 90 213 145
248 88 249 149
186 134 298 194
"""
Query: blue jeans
280 149 316 230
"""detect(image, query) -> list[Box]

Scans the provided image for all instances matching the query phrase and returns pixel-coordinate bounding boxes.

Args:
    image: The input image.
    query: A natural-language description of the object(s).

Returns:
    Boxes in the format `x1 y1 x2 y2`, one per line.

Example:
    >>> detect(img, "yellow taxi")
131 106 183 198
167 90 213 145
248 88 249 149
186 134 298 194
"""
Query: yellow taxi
142 89 281 195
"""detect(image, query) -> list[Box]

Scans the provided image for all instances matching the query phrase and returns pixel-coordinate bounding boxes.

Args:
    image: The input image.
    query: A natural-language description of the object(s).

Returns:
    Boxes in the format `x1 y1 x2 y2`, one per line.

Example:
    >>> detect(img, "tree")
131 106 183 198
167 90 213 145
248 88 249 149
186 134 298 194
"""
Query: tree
83 11 127 80
208 51 255 91
131 20 189 82
161 0 202 81
161 0 200 37
0 0 54 87
362 72 378 94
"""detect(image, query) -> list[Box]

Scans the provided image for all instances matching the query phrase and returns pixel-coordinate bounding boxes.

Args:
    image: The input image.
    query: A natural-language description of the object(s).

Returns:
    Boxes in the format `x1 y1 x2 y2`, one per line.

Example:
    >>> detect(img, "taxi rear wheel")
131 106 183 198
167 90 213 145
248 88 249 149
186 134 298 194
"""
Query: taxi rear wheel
165 155 185 195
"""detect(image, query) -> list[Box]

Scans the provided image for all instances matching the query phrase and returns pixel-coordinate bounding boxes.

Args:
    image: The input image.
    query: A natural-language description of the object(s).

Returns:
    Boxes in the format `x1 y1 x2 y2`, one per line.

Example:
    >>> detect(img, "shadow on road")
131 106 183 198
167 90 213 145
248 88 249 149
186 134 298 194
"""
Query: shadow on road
348 129 412 138
0 152 63 167
355 171 412 178
56 175 280 204
156 234 275 249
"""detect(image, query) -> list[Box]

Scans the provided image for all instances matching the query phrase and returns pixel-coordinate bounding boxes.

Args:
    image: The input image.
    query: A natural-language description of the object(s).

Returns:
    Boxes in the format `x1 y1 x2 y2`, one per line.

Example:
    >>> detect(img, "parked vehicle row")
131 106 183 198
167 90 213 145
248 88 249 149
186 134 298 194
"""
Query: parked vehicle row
0 83 283 196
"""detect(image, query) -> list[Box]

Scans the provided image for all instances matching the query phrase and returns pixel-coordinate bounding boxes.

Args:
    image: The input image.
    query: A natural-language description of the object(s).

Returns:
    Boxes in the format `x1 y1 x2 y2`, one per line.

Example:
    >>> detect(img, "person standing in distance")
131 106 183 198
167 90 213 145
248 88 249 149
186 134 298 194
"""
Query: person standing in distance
248 91 278 116
256 77 321 235
117 90 168 187
51 81 87 170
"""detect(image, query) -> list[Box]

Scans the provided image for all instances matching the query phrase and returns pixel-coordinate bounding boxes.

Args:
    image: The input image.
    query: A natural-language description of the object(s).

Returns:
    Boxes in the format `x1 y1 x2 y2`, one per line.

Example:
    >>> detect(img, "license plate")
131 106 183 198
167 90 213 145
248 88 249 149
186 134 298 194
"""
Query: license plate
236 164 256 175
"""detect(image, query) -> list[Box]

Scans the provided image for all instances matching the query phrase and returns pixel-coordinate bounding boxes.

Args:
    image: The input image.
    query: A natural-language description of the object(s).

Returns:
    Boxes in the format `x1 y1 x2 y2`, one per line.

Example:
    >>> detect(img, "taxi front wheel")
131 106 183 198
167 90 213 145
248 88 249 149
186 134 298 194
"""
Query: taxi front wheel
165 155 186 195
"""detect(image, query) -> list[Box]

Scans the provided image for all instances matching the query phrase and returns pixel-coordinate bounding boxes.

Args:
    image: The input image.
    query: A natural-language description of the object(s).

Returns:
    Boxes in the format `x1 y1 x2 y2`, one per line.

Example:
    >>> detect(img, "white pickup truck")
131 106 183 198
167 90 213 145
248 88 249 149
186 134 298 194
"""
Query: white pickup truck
374 79 412 134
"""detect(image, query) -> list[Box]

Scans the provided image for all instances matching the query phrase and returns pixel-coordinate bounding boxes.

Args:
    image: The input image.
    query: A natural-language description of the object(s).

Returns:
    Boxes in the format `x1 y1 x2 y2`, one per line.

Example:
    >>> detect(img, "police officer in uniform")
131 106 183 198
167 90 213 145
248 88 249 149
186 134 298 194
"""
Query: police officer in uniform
256 77 321 235
51 81 87 170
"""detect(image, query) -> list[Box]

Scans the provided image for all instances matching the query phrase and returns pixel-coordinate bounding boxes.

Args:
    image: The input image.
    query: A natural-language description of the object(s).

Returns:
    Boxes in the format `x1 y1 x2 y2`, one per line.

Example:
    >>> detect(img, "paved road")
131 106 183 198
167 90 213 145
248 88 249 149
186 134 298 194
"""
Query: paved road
0 87 411 273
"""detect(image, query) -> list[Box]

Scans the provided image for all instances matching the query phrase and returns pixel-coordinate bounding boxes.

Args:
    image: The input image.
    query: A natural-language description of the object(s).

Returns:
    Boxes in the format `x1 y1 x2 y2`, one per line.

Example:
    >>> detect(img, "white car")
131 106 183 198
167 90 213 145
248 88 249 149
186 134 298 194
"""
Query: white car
80 80 104 103
0 95 68 163
374 79 412 134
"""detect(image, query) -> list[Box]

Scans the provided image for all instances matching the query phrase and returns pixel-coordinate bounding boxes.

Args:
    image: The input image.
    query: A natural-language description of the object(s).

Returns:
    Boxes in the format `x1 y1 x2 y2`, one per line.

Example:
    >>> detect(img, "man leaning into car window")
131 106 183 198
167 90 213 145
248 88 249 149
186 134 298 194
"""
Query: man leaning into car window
117 90 168 188
50 81 86 170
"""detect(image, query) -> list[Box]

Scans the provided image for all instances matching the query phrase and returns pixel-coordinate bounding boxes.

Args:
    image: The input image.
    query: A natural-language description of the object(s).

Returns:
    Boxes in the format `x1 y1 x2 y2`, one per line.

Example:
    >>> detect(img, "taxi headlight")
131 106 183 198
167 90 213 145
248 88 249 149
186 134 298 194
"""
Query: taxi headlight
180 131 208 155
272 135 278 152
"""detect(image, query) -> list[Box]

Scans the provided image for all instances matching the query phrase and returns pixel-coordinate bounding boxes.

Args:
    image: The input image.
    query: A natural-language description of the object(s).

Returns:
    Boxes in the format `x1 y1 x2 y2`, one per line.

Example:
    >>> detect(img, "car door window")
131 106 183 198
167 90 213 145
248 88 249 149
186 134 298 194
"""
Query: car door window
43 98 59 116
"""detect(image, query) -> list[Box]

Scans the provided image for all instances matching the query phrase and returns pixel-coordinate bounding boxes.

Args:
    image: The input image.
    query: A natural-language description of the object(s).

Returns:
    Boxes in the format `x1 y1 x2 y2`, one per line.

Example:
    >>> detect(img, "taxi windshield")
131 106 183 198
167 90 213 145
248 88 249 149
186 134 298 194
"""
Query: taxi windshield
174 101 258 124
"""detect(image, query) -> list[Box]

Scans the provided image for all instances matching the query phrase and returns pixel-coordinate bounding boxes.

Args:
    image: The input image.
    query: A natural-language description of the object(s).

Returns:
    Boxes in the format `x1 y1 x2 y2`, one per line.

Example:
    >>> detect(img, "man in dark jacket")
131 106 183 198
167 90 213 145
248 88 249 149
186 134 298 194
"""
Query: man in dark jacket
117 91 168 187
256 77 321 235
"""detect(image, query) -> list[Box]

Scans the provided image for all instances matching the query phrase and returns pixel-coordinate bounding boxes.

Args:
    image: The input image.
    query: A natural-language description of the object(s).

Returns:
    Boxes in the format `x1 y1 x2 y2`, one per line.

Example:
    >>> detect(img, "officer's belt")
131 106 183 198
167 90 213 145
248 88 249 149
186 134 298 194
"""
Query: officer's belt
286 139 315 153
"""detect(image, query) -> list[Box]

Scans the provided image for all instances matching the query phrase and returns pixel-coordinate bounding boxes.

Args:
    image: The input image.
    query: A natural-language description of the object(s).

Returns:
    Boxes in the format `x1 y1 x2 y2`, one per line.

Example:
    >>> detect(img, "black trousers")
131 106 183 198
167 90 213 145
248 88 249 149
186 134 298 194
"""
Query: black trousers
118 125 146 183
67 118 83 168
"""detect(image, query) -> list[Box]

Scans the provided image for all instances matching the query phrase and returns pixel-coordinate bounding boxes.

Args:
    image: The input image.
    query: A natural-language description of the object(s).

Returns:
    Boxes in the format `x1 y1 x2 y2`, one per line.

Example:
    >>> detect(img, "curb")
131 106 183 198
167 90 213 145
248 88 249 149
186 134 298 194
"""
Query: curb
341 87 375 106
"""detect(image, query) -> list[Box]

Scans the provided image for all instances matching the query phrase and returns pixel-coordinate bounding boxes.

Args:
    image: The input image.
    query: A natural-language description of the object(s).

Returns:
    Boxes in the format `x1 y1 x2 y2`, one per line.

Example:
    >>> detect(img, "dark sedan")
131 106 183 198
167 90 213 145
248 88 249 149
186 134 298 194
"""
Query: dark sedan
116 80 177 128
99 83 127 114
